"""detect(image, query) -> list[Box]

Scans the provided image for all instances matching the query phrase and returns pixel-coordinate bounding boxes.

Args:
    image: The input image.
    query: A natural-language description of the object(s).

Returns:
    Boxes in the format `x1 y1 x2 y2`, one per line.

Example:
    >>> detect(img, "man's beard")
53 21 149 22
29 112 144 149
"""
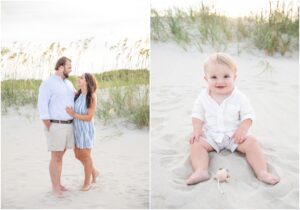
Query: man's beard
63 68 69 79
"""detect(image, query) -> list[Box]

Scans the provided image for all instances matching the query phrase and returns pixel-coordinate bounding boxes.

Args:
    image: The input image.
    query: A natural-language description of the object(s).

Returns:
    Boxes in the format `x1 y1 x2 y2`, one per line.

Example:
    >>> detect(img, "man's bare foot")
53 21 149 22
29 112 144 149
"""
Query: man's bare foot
80 184 92 191
257 171 280 185
60 185 68 191
186 170 210 185
92 170 100 183
52 189 64 198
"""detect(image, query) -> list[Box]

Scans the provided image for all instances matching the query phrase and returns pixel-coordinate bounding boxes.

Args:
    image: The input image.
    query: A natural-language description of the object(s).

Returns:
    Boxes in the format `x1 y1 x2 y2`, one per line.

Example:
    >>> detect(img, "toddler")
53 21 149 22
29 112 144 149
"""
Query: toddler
187 52 280 185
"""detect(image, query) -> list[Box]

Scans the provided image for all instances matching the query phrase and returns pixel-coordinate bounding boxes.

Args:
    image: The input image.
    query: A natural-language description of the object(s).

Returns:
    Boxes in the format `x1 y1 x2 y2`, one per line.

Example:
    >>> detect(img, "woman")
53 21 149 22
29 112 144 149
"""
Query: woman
66 73 99 191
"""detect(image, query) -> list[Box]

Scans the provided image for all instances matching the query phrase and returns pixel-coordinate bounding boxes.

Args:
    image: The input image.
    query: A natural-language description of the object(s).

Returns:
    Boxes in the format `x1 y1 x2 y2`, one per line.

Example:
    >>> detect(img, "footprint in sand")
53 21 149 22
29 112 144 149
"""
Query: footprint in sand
152 124 164 131
160 156 176 168
151 117 165 124
155 148 178 155
162 134 174 142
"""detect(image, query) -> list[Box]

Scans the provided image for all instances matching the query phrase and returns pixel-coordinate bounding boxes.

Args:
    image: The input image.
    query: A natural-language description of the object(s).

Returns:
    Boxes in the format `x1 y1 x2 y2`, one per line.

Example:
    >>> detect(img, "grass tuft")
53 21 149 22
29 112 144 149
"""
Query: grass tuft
151 0 298 55
1 69 149 128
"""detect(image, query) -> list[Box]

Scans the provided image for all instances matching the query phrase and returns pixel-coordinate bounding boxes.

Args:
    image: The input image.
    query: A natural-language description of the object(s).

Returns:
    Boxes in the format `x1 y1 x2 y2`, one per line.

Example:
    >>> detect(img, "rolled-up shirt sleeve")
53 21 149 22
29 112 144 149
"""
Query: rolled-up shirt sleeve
38 81 51 120
191 95 205 121
240 95 255 122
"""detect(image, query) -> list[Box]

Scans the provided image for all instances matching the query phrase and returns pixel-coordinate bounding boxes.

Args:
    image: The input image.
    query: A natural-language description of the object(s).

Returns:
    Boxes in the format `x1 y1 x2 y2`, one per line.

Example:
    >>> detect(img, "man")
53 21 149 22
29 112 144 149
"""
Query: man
38 56 75 197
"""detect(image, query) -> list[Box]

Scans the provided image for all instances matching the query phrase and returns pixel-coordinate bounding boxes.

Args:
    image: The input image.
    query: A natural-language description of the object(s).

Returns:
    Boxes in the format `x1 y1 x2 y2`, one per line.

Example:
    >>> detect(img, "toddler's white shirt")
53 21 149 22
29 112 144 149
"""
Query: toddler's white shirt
192 87 255 143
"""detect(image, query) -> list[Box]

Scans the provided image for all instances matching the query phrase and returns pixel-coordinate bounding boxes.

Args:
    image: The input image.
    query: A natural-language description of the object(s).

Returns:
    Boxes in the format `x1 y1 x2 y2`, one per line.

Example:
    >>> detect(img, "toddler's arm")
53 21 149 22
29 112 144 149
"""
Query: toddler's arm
189 118 204 144
232 118 252 144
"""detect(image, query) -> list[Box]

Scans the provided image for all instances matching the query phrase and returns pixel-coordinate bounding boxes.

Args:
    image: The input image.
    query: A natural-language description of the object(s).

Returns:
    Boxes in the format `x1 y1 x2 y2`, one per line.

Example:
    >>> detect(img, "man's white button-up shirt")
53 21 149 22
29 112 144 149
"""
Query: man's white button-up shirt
38 74 75 121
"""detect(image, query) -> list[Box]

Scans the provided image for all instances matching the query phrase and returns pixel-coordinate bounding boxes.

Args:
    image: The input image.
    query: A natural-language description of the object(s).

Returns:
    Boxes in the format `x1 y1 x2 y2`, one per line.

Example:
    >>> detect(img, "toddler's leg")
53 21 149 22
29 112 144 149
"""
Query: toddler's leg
236 136 280 185
186 138 214 185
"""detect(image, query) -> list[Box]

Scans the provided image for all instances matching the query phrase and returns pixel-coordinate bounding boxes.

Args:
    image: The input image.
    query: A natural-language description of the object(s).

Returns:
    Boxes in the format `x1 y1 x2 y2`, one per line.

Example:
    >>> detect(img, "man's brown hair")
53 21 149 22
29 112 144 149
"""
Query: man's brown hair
55 56 71 70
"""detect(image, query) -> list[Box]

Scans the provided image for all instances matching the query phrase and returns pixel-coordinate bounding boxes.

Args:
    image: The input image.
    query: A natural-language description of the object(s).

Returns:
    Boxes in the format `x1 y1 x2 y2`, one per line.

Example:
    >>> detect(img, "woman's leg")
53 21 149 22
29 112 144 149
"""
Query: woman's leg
92 166 99 183
77 149 93 190
186 137 214 185
236 136 280 185
75 148 99 186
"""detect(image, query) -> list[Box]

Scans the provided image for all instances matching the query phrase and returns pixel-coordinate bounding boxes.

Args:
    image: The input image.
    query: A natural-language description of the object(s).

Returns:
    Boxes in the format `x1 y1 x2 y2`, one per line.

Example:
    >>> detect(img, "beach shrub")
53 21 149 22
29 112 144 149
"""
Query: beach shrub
151 0 299 55
1 69 149 128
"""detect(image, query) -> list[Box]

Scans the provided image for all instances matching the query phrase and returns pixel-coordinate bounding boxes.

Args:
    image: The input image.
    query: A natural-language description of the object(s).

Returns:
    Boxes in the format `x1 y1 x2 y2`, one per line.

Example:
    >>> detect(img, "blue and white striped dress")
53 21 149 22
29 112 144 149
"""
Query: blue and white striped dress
73 93 95 149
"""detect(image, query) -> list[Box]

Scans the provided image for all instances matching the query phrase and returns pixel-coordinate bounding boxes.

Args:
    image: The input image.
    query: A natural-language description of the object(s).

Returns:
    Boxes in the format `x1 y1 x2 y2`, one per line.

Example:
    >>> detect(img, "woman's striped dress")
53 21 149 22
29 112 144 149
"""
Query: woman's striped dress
73 93 95 149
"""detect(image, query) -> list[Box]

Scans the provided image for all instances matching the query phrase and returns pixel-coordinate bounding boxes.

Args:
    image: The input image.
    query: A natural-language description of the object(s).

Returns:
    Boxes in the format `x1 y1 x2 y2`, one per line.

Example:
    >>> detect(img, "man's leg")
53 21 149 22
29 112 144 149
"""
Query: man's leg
49 150 66 195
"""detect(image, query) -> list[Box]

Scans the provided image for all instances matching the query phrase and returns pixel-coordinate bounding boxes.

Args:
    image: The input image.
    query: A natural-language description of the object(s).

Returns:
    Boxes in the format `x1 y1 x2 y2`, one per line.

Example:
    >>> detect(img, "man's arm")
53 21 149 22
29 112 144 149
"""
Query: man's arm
43 120 51 129
38 81 51 128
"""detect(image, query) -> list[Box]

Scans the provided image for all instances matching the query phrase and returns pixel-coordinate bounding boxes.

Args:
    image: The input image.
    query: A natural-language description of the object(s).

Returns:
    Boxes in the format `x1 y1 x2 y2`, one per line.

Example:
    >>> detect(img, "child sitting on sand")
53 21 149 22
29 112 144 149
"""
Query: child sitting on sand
187 52 280 185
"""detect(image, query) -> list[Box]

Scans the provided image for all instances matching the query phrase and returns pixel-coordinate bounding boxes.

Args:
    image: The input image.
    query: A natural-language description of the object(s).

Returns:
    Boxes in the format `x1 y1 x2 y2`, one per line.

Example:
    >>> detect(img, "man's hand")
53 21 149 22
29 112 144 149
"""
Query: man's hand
189 130 203 144
43 120 51 130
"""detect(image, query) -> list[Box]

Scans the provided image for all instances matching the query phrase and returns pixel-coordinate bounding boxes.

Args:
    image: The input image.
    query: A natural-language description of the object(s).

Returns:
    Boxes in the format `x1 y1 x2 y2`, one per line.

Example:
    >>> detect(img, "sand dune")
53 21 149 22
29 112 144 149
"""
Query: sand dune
2 106 149 209
151 42 299 209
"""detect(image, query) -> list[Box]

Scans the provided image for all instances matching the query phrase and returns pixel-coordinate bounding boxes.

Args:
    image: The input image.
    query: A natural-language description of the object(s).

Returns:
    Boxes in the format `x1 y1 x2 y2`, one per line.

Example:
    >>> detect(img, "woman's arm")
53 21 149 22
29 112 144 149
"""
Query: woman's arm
66 93 97 122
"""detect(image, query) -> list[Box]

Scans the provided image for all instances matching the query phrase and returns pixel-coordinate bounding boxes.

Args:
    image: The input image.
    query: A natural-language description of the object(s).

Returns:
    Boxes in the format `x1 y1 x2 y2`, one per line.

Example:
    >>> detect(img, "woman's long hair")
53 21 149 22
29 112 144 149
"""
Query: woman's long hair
74 73 98 108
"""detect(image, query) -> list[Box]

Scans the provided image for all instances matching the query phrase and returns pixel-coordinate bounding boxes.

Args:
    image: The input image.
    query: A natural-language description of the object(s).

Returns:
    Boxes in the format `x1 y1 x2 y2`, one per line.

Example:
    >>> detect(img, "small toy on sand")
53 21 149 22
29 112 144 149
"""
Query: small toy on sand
214 168 230 194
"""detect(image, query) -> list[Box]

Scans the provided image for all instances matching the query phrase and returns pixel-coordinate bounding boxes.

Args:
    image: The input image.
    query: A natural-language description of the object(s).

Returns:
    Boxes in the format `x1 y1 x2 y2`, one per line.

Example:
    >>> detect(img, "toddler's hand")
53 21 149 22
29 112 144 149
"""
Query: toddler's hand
189 130 203 144
232 127 247 144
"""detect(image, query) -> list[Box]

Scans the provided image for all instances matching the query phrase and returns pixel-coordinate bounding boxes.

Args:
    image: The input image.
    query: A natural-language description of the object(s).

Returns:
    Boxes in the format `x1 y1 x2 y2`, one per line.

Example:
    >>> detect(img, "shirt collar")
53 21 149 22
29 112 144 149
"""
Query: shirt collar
53 74 65 81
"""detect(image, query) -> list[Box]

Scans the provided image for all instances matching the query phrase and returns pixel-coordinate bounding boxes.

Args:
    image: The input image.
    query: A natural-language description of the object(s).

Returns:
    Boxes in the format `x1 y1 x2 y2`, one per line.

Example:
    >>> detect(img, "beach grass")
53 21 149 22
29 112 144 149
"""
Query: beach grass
95 69 149 127
1 69 149 127
151 0 299 55
1 37 149 80
1 35 150 127
251 1 299 55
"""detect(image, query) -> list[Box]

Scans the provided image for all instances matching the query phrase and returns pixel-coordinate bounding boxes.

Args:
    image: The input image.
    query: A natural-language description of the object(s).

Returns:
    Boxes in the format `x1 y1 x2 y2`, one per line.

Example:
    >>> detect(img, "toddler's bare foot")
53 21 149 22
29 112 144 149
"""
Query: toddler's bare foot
60 185 68 191
80 184 92 191
186 170 210 185
92 170 100 183
257 171 280 185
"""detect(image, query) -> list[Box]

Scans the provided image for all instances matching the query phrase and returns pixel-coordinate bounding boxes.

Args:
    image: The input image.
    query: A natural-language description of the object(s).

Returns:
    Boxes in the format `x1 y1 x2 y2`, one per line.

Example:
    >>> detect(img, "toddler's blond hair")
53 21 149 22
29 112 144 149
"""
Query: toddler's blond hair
203 52 237 74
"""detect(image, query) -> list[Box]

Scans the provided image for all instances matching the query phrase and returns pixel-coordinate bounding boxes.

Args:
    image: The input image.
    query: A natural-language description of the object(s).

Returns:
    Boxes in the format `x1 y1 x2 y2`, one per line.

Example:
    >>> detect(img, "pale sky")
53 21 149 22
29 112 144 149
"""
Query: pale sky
1 0 150 43
151 0 298 17
1 0 150 78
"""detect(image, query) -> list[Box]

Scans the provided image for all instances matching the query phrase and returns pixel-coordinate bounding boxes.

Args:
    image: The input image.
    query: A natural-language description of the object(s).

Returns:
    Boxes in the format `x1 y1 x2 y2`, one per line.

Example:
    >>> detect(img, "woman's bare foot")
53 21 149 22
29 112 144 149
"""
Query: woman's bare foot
52 189 64 198
80 184 92 191
60 185 68 191
257 171 280 185
186 170 210 185
92 170 100 183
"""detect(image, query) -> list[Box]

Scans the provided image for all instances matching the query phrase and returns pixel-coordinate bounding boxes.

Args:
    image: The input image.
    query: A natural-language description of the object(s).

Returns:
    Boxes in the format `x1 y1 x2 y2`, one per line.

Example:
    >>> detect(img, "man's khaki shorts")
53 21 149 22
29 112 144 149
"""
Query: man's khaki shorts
44 123 74 151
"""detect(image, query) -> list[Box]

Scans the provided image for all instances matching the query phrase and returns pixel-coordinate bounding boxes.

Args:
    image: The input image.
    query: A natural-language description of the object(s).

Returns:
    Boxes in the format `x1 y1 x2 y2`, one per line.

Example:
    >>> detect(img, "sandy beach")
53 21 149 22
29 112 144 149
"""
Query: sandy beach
2 105 149 209
150 42 299 209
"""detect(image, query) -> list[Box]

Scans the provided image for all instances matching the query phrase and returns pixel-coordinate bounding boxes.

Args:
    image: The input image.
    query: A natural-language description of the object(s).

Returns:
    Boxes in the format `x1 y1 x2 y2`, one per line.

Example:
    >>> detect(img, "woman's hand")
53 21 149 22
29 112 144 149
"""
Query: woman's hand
66 106 75 117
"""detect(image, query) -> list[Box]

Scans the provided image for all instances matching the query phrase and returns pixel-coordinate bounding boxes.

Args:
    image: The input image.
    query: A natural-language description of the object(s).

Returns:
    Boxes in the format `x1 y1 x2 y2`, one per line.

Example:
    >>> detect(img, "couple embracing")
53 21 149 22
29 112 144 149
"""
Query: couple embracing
38 56 99 197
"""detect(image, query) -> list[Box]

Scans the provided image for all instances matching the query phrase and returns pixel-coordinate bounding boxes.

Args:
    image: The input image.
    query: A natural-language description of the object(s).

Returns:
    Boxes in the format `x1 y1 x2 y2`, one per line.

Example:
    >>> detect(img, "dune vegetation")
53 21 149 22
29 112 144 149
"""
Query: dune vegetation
151 0 299 55
1 38 150 128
